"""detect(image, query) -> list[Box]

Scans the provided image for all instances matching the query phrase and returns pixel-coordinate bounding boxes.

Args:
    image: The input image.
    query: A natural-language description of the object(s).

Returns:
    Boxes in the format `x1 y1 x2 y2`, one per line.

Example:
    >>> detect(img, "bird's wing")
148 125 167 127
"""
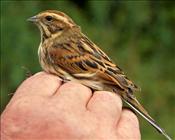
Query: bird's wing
48 34 139 92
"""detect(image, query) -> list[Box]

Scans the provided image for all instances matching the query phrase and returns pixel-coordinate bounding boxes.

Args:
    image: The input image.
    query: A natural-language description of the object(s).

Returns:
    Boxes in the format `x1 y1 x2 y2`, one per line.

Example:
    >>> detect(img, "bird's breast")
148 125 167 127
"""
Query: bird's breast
38 43 54 73
38 42 73 80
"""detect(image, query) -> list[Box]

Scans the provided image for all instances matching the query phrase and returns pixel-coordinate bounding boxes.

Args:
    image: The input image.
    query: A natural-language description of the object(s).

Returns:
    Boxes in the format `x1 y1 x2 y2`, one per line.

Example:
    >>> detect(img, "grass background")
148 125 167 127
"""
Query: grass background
1 1 175 139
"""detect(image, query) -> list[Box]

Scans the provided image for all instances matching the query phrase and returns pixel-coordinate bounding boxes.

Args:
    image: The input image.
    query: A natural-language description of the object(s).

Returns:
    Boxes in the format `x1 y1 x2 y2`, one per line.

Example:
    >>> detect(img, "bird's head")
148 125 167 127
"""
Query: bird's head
28 10 77 40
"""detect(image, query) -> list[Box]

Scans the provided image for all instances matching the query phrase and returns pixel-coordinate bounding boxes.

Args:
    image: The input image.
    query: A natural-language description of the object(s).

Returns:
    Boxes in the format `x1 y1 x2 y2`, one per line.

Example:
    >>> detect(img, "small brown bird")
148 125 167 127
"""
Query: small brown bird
28 10 171 140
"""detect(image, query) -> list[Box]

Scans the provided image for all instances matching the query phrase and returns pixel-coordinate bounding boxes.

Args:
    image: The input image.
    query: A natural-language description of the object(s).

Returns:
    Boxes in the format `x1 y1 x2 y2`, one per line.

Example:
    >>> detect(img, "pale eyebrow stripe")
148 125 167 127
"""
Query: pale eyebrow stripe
52 13 74 26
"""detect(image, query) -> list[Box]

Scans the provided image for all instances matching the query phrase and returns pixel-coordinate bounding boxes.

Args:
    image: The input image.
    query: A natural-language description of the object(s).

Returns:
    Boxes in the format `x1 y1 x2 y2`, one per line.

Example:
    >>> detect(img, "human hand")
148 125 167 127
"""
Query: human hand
1 72 141 140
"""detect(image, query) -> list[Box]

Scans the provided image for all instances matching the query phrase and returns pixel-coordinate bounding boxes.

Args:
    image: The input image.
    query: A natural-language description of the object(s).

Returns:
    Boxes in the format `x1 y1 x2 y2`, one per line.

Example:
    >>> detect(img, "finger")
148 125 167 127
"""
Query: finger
56 82 92 109
116 109 141 139
87 91 122 124
15 72 62 97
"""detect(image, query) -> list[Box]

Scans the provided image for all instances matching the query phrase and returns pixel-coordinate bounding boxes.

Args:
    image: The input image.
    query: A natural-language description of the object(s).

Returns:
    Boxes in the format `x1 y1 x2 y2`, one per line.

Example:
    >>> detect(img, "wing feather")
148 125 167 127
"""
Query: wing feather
48 34 139 92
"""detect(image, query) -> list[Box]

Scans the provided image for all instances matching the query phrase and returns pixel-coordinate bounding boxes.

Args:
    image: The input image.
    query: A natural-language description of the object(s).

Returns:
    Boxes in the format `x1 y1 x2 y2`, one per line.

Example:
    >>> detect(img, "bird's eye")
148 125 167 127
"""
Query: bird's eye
45 16 53 22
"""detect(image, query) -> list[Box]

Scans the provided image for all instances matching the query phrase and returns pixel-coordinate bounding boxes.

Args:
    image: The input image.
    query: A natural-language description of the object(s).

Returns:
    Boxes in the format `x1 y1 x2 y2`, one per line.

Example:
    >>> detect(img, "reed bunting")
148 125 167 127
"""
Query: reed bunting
28 10 171 140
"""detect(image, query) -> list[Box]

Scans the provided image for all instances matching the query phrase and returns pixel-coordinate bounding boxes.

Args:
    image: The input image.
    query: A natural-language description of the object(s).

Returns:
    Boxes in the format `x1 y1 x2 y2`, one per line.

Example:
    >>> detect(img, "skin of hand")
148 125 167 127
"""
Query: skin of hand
1 72 141 140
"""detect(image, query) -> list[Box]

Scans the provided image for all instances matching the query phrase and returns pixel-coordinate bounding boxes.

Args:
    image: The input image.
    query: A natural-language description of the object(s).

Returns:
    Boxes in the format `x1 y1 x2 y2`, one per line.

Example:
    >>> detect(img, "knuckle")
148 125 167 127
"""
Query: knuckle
94 91 122 107
60 82 90 93
123 109 139 125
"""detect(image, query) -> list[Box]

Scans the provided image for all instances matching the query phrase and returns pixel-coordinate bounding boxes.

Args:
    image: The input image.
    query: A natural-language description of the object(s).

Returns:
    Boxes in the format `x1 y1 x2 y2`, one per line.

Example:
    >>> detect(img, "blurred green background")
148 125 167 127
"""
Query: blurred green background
1 1 175 139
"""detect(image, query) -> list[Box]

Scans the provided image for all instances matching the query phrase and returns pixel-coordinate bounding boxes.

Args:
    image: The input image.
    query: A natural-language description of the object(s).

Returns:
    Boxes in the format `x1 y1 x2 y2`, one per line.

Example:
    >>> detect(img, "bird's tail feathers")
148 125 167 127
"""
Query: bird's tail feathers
122 94 172 140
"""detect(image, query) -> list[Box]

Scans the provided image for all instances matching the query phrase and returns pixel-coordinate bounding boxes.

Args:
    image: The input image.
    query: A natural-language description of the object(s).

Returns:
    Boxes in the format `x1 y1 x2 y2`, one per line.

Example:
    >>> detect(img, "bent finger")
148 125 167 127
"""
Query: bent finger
116 109 141 139
87 91 122 125
56 82 92 109
15 72 62 97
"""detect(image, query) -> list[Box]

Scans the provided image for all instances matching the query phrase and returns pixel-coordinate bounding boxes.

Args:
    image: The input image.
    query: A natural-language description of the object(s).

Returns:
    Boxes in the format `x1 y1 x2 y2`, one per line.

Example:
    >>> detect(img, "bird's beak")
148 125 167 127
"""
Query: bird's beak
27 16 39 23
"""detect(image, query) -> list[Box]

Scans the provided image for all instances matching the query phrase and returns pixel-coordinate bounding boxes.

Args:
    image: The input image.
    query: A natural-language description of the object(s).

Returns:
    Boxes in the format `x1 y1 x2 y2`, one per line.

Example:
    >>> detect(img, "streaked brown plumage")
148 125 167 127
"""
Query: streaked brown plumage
28 10 171 140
